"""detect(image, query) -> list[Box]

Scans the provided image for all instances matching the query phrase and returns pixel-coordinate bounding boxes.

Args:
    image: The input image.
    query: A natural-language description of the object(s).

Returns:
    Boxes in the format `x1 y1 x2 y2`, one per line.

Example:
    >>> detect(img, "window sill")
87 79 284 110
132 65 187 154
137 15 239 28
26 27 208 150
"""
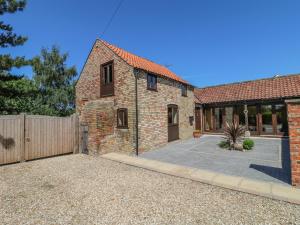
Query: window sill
100 94 115 98
117 126 128 130
168 124 179 127
147 87 158 92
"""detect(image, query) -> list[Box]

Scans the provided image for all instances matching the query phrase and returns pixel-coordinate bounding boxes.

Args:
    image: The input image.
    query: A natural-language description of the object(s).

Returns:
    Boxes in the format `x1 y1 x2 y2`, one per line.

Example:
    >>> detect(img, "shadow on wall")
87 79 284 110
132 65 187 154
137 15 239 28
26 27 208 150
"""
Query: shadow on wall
250 139 291 184
0 135 15 150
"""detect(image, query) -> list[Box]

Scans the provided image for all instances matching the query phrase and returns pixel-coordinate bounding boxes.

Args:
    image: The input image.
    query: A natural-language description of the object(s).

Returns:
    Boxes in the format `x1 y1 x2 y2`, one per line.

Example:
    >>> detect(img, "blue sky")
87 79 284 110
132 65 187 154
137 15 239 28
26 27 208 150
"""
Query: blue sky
3 0 300 87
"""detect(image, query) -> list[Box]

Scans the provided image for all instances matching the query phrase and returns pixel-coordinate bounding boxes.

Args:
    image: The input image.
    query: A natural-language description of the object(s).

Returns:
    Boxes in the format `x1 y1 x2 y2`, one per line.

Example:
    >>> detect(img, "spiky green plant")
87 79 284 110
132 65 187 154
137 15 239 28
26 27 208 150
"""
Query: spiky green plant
223 121 245 150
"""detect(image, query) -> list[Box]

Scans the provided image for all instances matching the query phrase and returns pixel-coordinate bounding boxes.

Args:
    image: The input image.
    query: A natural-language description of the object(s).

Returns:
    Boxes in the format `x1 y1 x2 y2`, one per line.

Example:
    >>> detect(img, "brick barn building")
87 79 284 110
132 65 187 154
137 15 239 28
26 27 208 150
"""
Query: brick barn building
76 39 300 187
194 75 300 137
76 39 195 155
194 75 300 187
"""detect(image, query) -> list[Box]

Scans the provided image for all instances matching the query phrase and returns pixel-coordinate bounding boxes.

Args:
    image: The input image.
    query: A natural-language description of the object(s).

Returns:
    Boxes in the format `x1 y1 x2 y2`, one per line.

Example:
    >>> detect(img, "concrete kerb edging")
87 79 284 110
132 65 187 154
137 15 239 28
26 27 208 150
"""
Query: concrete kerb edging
101 152 300 205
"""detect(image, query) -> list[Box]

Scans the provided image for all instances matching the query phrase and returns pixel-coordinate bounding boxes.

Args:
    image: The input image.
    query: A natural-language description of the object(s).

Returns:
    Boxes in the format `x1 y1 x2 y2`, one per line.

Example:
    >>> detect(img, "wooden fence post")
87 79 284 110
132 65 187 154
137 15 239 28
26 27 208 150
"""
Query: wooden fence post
72 114 79 154
78 123 82 154
79 123 88 154
19 113 26 162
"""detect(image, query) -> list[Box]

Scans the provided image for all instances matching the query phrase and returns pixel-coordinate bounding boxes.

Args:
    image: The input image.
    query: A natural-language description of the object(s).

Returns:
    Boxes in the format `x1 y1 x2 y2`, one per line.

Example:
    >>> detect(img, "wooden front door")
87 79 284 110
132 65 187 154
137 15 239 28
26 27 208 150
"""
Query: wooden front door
195 108 201 130
168 105 179 142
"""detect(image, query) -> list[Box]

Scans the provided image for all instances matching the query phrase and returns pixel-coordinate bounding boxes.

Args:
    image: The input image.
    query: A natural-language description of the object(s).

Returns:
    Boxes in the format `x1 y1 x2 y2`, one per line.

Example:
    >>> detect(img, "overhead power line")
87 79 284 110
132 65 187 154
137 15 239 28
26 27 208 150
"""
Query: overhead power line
101 0 125 36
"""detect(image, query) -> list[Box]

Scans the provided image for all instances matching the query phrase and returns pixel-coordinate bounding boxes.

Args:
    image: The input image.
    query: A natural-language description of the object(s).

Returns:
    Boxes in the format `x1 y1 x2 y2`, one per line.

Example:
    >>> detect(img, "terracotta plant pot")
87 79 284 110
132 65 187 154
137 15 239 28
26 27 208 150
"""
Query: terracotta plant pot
193 131 201 138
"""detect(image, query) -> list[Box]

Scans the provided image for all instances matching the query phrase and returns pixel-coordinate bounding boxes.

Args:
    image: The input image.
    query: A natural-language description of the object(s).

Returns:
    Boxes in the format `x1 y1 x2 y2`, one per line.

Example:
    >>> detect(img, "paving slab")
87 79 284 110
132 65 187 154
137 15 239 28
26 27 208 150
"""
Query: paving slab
102 152 300 205
272 184 300 202
190 169 217 182
239 178 272 196
212 174 243 189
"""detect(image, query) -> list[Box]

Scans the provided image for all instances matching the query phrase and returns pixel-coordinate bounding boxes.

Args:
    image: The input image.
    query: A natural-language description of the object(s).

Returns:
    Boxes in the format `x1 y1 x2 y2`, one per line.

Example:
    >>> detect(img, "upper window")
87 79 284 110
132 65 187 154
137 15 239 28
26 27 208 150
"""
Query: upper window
117 108 128 128
181 84 187 97
147 73 157 91
103 64 113 84
100 61 114 97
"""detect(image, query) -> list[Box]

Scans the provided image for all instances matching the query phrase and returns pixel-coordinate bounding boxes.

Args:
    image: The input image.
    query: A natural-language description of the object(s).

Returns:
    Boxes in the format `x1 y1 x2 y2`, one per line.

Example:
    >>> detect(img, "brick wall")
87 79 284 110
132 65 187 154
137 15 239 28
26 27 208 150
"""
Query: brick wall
76 40 136 154
136 70 194 151
287 100 300 187
76 40 195 154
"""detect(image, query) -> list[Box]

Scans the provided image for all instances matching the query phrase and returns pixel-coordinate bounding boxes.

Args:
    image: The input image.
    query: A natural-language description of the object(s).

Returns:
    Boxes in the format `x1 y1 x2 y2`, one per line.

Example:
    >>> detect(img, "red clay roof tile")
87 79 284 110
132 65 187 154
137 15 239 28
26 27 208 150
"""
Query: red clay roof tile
195 74 300 104
99 39 188 84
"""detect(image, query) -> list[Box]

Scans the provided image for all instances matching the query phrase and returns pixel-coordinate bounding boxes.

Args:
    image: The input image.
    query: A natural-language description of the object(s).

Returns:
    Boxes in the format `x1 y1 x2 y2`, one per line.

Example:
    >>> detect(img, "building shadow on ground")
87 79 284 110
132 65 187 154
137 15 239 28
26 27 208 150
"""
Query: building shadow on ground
249 139 291 184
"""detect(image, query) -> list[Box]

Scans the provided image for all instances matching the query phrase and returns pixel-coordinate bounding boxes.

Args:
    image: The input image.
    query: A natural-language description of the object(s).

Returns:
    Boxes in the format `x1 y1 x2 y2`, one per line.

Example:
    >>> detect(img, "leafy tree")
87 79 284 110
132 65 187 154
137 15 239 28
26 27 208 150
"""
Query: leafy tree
0 0 35 114
0 0 27 48
32 46 77 116
0 77 38 114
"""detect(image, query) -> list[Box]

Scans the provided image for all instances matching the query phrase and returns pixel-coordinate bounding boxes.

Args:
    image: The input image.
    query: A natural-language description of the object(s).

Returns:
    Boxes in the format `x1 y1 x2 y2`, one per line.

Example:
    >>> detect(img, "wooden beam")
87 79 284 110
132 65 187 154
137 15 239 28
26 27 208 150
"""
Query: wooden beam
19 113 25 162
256 105 262 135
244 104 249 131
272 105 277 135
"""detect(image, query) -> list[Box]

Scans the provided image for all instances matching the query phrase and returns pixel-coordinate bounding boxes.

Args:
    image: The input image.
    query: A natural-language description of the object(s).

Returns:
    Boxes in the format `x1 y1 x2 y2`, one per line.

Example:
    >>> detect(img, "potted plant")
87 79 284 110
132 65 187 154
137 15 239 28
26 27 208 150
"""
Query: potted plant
193 130 201 138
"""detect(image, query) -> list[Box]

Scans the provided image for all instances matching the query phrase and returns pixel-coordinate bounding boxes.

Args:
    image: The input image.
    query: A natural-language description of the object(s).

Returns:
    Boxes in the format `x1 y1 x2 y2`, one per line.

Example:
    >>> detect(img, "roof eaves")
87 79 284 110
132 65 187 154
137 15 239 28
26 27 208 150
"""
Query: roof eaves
196 73 300 90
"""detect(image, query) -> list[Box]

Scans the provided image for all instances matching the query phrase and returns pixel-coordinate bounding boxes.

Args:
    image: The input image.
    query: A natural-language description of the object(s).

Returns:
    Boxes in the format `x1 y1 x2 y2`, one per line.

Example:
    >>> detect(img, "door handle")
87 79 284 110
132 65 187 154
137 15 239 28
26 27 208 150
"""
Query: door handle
26 137 30 142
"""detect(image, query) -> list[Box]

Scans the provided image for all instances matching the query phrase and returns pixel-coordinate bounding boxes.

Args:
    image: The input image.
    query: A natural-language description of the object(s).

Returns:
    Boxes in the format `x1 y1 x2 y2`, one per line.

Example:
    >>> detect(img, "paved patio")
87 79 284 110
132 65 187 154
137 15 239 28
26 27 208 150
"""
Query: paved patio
141 135 291 185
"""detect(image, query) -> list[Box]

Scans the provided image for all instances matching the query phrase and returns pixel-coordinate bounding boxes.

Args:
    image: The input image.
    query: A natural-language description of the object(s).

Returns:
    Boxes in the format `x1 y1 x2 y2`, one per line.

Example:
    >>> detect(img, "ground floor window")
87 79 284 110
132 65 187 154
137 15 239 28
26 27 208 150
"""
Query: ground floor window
214 108 224 131
247 105 257 133
275 104 288 135
117 108 128 128
236 105 245 125
168 105 178 125
261 105 273 134
225 107 233 124
204 108 212 131
202 102 288 136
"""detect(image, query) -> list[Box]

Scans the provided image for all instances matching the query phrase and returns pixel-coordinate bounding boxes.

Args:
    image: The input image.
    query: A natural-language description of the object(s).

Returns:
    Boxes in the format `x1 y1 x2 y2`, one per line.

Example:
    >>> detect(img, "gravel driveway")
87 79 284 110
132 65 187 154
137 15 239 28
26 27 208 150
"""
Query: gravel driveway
0 154 299 225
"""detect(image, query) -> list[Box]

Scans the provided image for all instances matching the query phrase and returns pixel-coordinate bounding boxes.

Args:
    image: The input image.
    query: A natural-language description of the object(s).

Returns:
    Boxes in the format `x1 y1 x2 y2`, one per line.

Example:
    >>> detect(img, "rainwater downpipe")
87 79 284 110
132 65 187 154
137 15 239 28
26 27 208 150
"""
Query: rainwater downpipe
134 69 139 156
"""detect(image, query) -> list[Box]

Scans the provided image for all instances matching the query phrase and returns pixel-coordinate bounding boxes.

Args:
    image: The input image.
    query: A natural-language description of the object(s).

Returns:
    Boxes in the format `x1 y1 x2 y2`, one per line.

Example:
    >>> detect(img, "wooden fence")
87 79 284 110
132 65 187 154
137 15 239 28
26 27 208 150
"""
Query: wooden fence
0 114 79 165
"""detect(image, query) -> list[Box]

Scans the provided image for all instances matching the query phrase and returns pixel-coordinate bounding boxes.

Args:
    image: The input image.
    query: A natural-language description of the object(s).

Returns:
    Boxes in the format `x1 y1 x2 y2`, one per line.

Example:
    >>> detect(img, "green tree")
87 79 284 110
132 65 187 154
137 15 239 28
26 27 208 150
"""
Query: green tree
32 46 77 116
0 0 27 48
0 0 35 114
0 77 39 114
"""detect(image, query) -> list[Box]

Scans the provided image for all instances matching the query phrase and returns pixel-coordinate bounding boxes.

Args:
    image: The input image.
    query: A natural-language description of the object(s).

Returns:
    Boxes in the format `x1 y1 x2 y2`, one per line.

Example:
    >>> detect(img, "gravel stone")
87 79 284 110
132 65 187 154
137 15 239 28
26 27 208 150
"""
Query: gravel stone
0 154 299 225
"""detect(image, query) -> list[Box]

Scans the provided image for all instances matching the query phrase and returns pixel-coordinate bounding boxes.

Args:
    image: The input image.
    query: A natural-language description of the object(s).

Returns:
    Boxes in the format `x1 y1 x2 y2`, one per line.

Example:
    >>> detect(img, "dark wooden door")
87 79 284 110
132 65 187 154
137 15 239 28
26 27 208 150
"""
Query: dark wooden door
195 108 201 130
168 105 179 142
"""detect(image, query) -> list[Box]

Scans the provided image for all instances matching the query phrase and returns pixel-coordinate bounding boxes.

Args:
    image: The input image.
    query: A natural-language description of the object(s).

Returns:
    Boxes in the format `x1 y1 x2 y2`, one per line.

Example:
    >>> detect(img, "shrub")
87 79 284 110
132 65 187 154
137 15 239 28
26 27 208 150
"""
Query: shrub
224 121 245 150
218 140 230 149
243 139 254 150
